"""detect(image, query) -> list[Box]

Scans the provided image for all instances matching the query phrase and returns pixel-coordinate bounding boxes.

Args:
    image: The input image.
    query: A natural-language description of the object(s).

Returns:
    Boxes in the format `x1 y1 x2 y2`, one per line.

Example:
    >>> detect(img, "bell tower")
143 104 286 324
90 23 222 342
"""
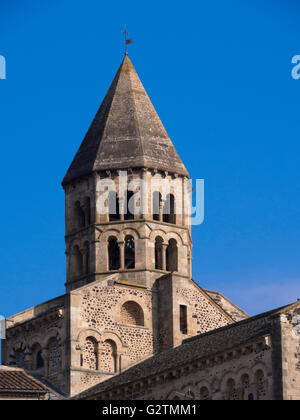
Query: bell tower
62 54 192 293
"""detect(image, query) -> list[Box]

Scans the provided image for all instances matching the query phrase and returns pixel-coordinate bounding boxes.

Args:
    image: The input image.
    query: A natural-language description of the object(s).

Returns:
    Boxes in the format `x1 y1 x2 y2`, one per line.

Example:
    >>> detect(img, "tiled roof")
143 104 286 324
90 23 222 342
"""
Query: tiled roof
62 54 189 186
0 366 48 393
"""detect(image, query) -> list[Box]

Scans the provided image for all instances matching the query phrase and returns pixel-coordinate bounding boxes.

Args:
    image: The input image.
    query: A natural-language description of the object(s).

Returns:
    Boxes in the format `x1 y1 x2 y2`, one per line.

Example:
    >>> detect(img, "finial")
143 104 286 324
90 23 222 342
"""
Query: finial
122 25 133 54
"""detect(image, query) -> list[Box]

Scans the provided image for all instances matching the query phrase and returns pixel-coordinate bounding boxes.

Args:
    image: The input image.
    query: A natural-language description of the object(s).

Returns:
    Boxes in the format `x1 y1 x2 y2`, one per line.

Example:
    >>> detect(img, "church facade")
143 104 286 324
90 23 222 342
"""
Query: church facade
2 55 300 400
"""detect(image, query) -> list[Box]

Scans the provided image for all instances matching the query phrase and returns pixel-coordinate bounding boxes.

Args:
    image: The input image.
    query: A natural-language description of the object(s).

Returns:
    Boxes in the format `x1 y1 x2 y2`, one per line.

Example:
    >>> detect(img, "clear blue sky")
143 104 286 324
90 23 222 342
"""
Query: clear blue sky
0 0 300 318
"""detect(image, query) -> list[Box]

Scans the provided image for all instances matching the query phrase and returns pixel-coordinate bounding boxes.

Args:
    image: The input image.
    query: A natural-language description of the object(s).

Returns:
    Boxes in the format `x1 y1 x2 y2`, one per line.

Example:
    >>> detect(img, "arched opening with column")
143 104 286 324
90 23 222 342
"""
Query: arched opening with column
152 191 162 221
108 236 120 270
163 194 176 224
124 235 135 269
155 236 164 270
166 239 178 272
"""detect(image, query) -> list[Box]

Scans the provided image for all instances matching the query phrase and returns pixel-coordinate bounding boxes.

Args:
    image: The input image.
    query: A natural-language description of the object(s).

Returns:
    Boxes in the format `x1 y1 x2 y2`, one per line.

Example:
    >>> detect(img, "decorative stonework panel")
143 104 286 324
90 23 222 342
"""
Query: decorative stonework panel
80 286 153 364
82 337 98 370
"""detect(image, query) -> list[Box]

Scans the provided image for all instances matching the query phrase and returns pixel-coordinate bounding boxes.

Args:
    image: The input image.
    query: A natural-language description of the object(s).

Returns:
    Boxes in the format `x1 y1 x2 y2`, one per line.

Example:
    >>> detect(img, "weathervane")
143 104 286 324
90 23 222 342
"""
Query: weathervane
122 25 133 54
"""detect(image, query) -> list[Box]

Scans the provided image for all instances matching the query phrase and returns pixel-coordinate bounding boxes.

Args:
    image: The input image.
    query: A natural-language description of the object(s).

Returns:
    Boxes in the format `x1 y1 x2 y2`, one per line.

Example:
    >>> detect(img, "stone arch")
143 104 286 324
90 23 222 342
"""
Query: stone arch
120 301 144 326
165 231 184 246
251 362 268 378
197 379 212 400
100 331 126 350
99 228 122 243
77 328 101 345
42 328 62 348
149 228 167 243
121 228 141 241
117 296 149 328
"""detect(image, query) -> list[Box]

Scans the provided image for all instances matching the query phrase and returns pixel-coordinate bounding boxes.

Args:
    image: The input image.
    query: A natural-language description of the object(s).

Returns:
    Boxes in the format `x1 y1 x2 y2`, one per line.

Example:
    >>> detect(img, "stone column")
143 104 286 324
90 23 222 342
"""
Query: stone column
118 241 125 270
162 244 168 271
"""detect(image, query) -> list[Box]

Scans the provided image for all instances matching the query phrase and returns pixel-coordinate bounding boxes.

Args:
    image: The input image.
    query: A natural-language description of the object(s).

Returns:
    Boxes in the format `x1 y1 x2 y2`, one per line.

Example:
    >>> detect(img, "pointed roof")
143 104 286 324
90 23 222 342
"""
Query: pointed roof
62 54 189 186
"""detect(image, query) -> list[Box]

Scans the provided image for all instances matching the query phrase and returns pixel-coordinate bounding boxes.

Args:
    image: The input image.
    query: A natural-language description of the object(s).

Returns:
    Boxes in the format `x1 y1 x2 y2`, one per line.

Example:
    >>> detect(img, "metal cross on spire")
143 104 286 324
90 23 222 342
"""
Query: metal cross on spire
122 25 133 54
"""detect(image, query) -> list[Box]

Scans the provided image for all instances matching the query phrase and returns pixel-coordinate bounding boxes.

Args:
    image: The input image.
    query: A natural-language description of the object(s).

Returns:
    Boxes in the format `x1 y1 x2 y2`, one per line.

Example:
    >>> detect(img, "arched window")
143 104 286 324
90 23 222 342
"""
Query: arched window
199 386 210 400
101 340 117 373
72 245 83 279
255 370 266 400
125 236 135 269
47 338 62 375
155 236 164 270
109 191 120 221
74 201 86 229
227 378 238 401
108 237 120 270
120 301 144 326
82 337 98 370
125 191 135 220
84 242 90 275
152 191 162 221
166 239 178 272
163 194 176 224
31 343 44 371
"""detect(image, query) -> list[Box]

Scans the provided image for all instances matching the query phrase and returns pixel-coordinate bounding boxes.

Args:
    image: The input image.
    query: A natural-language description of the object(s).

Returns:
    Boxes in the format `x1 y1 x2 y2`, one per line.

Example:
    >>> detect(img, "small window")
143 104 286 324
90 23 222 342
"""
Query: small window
180 305 187 334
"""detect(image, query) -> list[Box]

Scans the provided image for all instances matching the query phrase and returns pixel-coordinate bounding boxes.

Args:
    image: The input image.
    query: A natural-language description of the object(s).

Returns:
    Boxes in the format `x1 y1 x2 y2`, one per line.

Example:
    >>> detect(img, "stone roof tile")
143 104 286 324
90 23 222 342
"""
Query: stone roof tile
63 54 189 186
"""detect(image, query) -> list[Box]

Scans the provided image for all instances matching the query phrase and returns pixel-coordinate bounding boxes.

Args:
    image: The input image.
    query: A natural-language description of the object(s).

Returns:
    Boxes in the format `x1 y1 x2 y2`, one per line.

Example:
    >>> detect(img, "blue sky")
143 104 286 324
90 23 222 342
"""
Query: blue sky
0 0 300 318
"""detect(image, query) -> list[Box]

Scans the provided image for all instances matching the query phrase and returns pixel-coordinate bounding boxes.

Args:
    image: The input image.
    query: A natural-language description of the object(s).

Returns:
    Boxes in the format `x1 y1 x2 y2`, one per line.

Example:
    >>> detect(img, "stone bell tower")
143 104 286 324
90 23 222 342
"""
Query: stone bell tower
62 53 193 294
2 54 233 398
